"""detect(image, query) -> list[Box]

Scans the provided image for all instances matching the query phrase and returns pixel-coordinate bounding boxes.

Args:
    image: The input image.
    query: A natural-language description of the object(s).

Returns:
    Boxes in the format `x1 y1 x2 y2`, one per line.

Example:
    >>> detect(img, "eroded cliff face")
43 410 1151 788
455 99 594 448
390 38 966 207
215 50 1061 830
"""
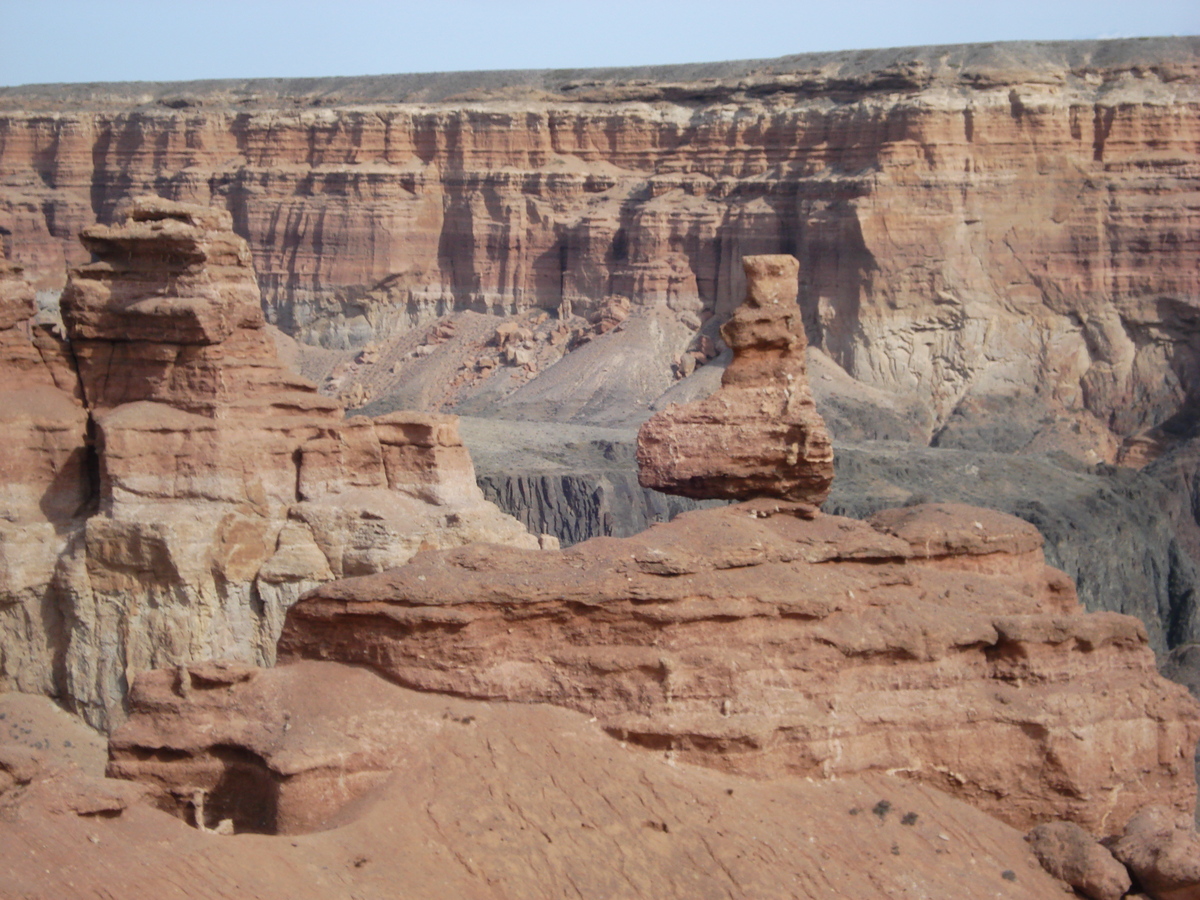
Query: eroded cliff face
1 38 1197 456
0 199 547 728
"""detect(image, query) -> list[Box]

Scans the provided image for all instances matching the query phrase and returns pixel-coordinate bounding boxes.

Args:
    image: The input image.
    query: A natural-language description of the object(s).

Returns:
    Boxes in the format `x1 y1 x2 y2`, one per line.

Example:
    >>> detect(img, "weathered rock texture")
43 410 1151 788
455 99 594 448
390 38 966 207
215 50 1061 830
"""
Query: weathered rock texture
0 660 1082 899
280 500 1200 838
0 199 545 728
637 254 834 503
1026 820 1132 900
2 38 1197 456
1111 805 1200 900
0 243 88 701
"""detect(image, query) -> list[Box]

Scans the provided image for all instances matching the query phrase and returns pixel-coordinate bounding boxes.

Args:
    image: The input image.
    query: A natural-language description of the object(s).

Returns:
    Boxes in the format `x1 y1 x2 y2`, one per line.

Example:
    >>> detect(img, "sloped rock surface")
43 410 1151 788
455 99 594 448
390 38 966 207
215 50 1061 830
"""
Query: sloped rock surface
281 501 1200 837
48 659 1070 899
637 255 833 504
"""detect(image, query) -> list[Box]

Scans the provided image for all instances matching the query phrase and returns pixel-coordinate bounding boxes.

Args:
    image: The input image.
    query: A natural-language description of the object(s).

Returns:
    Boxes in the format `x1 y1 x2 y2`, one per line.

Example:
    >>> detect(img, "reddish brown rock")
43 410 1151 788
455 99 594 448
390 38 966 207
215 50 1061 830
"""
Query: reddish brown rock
637 255 833 504
1027 820 1131 900
2 40 1197 454
1112 806 1200 900
279 500 1200 837
75 658 1072 898
0 199 547 728
0 245 88 699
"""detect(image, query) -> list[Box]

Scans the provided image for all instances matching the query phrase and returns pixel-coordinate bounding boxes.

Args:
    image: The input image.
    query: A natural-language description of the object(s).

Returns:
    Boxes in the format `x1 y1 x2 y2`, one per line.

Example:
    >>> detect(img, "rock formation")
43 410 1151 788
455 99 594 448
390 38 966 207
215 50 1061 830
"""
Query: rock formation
277 264 1200 839
0 241 88 700
1026 820 1131 900
3 661 1078 899
0 198 547 728
637 254 833 504
279 499 1200 837
1111 805 1200 900
1 38 1197 459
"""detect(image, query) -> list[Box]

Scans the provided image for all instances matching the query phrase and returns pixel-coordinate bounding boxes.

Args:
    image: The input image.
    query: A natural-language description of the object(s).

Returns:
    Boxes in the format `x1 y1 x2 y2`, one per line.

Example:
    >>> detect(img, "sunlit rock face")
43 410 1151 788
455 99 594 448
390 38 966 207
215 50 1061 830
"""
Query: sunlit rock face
1 38 1198 458
0 199 547 728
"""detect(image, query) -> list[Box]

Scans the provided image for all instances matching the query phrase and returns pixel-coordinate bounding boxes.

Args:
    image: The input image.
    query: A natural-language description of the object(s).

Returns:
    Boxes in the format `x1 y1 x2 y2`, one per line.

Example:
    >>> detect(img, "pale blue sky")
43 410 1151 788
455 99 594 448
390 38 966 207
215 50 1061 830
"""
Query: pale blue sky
2 0 1197 87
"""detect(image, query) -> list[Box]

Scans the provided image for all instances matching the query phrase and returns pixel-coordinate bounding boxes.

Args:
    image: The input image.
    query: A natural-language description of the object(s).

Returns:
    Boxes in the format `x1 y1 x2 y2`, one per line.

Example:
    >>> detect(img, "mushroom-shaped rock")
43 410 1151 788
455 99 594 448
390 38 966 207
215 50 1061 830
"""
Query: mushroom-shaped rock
637 254 833 505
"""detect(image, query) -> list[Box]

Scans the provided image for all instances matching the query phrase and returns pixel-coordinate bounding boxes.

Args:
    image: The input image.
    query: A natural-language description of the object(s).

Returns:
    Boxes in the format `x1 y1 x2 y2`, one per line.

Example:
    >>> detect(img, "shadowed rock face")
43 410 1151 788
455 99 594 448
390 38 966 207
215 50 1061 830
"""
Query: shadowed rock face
637 255 833 505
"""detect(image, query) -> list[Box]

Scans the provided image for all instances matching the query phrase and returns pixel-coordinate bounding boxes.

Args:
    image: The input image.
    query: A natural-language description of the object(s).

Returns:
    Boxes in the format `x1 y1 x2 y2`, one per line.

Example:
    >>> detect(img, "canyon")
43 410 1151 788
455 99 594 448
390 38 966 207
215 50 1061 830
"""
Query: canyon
1 38 1197 454
3 252 1197 899
0 35 1199 899
3 37 1199 656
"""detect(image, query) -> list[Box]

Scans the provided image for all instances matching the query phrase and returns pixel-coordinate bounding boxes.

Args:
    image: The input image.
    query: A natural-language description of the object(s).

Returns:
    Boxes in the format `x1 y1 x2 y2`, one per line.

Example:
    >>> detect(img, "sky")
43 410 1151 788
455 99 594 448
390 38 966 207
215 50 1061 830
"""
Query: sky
1 0 1197 87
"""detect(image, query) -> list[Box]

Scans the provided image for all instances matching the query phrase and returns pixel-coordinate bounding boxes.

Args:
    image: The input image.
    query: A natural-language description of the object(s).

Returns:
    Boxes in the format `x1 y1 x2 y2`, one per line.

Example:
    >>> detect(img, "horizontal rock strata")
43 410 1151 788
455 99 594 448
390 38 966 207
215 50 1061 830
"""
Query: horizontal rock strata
0 199 547 728
0 660 1077 899
1 39 1197 455
279 500 1200 837
0 245 88 700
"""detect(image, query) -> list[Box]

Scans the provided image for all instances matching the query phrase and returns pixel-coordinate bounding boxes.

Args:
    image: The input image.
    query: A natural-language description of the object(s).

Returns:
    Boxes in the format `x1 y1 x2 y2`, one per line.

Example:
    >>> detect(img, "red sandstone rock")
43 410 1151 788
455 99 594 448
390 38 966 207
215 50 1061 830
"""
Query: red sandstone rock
637 255 833 503
279 500 1200 838
0 246 88 699
1027 820 1131 900
1 199 547 728
79 658 1073 898
2 41 1196 454
1112 806 1200 900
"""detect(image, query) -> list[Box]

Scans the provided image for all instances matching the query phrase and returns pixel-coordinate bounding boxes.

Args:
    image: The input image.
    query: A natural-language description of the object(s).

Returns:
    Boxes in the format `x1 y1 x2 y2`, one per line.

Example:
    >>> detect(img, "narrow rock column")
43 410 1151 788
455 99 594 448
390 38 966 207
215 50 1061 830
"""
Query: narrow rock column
636 254 833 505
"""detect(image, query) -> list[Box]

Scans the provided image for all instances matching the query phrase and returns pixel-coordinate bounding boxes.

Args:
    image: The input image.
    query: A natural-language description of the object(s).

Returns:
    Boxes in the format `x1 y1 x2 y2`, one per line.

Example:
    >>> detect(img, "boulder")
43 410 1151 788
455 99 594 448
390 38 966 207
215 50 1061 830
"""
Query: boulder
1026 820 1131 900
1112 805 1200 900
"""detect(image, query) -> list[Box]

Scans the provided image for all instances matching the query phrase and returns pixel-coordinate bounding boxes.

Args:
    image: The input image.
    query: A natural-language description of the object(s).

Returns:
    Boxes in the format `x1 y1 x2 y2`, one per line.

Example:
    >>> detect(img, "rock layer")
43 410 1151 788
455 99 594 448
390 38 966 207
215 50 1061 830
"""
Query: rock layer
1 39 1197 455
1 199 546 728
0 660 1078 899
0 243 88 700
280 500 1200 837
637 254 833 503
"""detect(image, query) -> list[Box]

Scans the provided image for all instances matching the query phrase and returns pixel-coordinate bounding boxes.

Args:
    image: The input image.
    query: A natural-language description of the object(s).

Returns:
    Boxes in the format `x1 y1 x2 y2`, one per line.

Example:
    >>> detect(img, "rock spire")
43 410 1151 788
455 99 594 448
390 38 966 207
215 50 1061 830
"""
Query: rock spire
637 254 834 506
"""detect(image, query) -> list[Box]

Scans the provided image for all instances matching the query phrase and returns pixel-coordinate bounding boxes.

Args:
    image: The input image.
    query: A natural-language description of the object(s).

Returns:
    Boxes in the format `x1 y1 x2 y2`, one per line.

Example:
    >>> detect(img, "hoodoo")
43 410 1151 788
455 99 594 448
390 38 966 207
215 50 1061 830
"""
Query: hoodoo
637 254 834 506
1 198 548 728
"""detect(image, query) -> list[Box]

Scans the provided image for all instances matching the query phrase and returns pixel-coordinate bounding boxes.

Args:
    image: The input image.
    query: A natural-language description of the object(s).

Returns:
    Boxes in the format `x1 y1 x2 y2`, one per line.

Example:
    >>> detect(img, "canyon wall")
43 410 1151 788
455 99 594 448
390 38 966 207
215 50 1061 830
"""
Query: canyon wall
1 38 1198 455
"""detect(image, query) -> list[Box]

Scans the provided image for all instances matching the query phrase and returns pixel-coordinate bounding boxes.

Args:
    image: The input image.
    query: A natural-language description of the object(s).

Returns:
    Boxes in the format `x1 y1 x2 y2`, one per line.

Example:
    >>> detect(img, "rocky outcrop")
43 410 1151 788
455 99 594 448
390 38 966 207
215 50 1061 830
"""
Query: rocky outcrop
1 38 1197 457
1026 820 1132 900
279 277 1200 837
280 497 1200 837
0 660 1079 900
0 199 547 728
0 244 88 700
637 255 833 504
